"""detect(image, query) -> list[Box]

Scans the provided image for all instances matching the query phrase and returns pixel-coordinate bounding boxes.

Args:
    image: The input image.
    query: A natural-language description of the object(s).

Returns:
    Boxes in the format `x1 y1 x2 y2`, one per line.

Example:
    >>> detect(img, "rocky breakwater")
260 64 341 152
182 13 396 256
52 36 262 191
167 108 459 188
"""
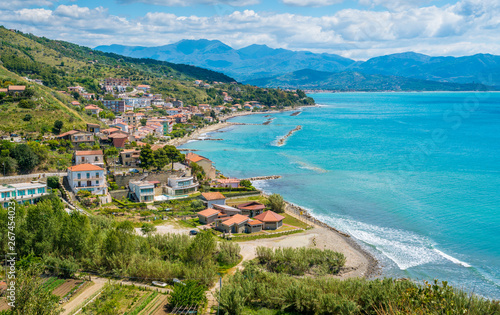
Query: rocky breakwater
276 125 302 146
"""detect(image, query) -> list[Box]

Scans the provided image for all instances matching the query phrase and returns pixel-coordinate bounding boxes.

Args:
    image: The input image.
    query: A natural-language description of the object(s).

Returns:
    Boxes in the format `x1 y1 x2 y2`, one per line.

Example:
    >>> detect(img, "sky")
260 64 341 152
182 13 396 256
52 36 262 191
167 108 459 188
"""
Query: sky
0 0 499 60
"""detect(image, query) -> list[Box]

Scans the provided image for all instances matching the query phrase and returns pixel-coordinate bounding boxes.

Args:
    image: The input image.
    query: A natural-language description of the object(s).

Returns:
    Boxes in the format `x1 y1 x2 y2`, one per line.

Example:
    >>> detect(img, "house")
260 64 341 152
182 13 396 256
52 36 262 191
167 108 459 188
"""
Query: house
244 104 253 110
7 85 26 95
74 150 104 168
105 78 130 87
129 181 155 202
68 86 85 93
108 132 129 148
85 105 102 115
120 149 140 167
137 84 150 92
253 210 285 230
165 176 198 196
236 201 266 217
87 123 101 134
212 178 240 188
197 208 220 225
200 192 226 208
81 93 95 100
67 164 107 195
198 104 210 112
71 101 81 106
215 214 263 234
102 100 125 113
213 204 241 216
185 152 216 179
1 182 48 208
172 100 183 107
57 130 95 149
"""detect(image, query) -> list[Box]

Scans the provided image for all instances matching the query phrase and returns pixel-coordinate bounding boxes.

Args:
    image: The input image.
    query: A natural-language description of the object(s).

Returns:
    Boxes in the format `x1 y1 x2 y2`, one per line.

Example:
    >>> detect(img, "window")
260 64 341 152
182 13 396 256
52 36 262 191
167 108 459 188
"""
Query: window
95 156 99 161
1 192 10 198
37 188 45 194
96 173 100 178
96 180 99 185
86 173 90 179
28 189 35 195
18 190 25 196
77 173 81 179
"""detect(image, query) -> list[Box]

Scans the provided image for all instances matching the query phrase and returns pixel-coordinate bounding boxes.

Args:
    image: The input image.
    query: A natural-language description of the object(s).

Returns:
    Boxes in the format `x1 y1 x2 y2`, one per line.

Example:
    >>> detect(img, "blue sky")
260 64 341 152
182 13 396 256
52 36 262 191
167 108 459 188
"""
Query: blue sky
1 0 499 60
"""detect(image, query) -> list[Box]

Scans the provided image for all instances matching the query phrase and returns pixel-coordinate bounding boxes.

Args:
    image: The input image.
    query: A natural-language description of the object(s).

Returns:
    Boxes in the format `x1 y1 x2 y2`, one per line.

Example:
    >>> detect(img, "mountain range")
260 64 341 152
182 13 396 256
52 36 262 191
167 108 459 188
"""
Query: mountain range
96 40 500 90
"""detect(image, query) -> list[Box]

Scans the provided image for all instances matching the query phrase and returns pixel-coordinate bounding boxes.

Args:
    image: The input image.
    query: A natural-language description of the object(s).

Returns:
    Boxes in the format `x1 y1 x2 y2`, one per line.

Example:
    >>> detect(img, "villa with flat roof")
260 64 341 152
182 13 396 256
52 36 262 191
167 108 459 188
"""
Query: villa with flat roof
129 181 155 202
0 182 48 208
165 176 198 196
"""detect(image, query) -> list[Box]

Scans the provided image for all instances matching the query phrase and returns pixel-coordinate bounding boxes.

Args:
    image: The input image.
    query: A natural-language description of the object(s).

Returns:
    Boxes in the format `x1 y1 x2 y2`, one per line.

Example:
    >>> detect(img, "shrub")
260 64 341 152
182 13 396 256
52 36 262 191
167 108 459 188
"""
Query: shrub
47 176 59 189
217 241 240 266
168 281 207 309
267 193 285 213
23 114 32 121
18 99 36 109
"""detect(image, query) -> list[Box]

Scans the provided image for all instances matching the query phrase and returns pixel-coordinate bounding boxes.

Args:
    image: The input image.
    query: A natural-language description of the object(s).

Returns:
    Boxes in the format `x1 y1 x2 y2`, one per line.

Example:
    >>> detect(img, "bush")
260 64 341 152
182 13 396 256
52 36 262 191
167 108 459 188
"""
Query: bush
23 114 32 121
18 99 36 109
267 193 285 213
255 246 345 276
217 241 240 266
168 281 207 309
47 176 59 189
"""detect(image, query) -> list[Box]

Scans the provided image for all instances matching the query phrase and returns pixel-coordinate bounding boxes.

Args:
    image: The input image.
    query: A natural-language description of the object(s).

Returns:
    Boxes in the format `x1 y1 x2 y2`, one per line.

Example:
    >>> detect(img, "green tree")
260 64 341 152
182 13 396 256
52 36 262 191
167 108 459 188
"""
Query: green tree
239 180 252 188
10 144 39 173
187 230 216 265
153 148 169 170
169 281 207 309
53 120 63 134
18 99 36 109
139 144 155 170
163 145 184 169
0 156 17 175
22 114 32 121
140 118 147 126
47 176 60 189
267 193 286 213
9 265 61 315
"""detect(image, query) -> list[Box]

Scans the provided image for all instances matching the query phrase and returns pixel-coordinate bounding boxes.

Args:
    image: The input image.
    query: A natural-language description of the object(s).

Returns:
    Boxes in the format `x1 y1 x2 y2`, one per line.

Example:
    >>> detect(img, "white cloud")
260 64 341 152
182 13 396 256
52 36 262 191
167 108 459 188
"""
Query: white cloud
359 0 433 11
0 0 54 10
281 0 343 7
117 0 259 7
1 1 500 60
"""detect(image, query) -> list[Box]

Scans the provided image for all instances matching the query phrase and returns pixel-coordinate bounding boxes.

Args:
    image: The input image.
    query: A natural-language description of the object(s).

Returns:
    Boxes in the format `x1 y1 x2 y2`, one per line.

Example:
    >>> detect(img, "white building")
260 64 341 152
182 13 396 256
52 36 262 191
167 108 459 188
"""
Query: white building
1 182 48 208
165 176 199 196
67 164 107 195
74 150 105 168
129 181 155 202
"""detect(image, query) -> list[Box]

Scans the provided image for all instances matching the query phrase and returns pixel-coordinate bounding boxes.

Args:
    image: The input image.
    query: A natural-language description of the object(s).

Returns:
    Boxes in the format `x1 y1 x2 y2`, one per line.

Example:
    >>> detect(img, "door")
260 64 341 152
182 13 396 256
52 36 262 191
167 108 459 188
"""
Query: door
87 181 91 186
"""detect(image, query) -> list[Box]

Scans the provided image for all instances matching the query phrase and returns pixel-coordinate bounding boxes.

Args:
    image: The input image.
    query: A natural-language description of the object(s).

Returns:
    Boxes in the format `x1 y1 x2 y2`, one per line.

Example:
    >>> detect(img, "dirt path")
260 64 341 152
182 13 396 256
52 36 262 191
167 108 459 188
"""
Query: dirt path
60 277 107 315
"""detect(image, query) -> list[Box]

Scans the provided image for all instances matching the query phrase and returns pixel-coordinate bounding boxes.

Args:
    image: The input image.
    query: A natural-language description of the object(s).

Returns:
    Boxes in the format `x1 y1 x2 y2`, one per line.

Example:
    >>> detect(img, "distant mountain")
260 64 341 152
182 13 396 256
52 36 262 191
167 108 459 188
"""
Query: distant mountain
96 40 500 89
246 69 495 91
95 40 356 81
350 52 500 86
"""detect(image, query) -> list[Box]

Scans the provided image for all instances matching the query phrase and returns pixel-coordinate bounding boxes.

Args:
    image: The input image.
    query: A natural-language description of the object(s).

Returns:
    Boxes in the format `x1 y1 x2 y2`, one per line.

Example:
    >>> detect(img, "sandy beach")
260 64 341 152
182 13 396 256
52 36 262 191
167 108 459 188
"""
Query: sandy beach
168 106 318 148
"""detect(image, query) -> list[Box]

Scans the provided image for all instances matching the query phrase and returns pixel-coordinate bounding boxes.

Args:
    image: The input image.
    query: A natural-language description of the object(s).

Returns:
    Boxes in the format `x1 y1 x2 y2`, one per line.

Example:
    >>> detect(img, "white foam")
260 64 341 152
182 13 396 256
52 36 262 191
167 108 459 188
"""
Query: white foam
434 249 472 268
313 214 446 270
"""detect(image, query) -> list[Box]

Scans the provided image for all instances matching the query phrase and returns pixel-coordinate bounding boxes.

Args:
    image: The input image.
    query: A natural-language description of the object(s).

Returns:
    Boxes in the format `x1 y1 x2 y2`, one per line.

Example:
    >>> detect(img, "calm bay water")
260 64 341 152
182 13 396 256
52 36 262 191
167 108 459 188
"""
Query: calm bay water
180 92 500 299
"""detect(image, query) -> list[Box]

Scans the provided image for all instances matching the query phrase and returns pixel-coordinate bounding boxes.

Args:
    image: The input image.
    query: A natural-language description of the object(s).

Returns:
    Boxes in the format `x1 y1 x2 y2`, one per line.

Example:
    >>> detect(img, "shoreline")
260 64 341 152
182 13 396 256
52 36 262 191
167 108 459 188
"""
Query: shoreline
169 105 318 148
259 191 380 279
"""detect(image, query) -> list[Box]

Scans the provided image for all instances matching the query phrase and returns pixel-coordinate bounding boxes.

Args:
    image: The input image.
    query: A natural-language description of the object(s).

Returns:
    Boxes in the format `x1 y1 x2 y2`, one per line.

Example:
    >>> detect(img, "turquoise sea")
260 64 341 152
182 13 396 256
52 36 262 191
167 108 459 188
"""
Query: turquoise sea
180 92 500 299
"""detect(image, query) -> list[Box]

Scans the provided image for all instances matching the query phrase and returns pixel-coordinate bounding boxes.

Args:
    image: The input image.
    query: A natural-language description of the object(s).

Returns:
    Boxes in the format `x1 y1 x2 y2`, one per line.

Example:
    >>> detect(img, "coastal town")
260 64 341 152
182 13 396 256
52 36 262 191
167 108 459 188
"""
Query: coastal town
1 76 377 314
1 22 498 315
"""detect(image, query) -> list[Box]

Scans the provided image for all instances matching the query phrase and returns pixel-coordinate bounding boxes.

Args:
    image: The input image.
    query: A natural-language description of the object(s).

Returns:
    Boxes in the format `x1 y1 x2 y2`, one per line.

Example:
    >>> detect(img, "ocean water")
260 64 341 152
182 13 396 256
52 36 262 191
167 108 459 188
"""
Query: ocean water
180 92 500 299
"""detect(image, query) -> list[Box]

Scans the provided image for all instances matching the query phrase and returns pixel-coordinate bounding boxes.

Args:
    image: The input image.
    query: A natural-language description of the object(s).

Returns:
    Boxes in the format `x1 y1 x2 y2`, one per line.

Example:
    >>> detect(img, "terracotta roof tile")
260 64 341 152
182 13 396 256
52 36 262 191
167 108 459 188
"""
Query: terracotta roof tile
197 208 220 217
253 211 285 223
201 192 226 201
75 150 103 156
221 214 249 226
68 163 104 171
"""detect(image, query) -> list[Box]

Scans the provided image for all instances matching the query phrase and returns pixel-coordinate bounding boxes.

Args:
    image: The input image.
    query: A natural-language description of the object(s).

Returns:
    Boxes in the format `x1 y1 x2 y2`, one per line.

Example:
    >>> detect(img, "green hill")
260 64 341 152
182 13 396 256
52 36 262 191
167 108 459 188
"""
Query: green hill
0 26 312 136
246 69 495 91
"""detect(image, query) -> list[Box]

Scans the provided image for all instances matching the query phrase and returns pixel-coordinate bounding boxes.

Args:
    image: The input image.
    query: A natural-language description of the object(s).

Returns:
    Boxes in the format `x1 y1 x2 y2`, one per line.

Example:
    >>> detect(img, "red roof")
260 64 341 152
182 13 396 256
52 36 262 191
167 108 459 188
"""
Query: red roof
108 133 128 139
197 208 220 217
75 150 103 156
186 152 210 163
253 210 285 223
247 219 263 226
221 214 249 226
237 201 266 211
68 163 104 171
57 130 79 137
201 192 226 201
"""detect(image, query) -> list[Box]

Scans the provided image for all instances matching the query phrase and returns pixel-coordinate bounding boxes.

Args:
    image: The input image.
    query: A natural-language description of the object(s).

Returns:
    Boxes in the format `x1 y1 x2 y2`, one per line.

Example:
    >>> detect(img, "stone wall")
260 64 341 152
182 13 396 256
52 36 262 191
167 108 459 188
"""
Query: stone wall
113 170 184 188
110 189 129 200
